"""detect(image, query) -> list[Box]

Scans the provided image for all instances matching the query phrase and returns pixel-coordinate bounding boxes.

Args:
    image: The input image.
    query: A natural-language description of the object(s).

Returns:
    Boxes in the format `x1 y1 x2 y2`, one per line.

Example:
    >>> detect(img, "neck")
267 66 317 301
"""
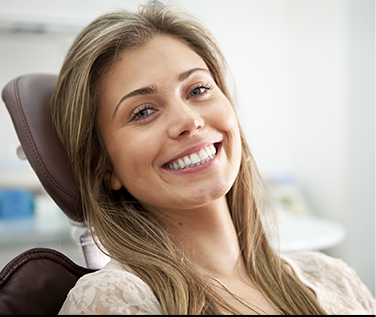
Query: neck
150 198 282 315
155 196 245 278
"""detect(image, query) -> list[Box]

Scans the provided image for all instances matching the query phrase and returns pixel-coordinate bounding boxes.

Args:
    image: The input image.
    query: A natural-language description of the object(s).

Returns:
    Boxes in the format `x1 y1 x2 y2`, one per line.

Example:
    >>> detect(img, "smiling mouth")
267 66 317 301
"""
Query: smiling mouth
164 143 219 170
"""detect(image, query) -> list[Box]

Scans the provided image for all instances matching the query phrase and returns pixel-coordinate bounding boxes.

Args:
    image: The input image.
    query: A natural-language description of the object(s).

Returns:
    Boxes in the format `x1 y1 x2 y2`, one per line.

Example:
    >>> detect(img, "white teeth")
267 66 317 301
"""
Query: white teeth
209 144 216 155
190 153 200 164
199 149 209 161
166 144 218 170
184 156 191 166
205 147 212 157
178 159 185 169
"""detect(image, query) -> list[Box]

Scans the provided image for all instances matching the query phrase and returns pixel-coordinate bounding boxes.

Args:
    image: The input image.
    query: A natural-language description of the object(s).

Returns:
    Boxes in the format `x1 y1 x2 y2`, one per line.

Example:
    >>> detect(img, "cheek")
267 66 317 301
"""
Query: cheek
108 134 160 191
213 97 239 131
217 104 241 149
220 106 242 172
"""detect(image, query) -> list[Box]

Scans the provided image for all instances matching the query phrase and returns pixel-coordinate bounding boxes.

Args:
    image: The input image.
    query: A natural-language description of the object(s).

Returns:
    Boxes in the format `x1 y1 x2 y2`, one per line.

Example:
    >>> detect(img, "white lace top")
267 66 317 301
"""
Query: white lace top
58 251 375 315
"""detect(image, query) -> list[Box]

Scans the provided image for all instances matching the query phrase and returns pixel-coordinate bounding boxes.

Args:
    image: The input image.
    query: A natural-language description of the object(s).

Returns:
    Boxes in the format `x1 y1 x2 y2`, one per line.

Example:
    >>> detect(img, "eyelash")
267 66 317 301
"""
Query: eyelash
130 83 213 122
131 105 155 122
188 83 213 98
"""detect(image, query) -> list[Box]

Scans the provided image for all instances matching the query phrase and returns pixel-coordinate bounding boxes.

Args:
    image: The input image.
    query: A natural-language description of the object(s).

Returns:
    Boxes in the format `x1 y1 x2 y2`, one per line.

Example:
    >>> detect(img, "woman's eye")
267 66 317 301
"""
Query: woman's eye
188 84 213 99
131 106 155 121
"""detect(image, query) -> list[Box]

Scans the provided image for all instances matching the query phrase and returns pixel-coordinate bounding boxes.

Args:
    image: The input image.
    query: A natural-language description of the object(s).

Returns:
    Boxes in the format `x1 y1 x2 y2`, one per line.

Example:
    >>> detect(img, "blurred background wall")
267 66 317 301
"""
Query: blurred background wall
0 0 374 295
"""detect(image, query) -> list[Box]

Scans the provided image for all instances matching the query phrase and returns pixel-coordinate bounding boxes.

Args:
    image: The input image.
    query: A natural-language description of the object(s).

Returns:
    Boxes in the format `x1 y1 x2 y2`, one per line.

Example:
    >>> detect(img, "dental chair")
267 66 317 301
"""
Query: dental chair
0 74 109 314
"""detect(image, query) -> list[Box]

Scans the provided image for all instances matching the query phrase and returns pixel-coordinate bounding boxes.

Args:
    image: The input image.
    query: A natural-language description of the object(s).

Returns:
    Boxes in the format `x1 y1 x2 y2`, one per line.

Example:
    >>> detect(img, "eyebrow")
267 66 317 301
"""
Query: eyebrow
178 67 209 81
112 67 210 120
112 86 157 120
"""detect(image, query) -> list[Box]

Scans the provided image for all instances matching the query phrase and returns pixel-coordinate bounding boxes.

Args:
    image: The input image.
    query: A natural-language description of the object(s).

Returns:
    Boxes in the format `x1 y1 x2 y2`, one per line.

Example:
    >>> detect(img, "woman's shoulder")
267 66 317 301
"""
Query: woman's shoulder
281 250 347 271
58 260 162 315
281 251 375 315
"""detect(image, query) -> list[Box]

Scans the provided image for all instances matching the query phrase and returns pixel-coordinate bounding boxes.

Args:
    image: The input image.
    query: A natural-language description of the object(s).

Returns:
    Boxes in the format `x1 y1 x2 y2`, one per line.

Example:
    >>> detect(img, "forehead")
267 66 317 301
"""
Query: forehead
102 35 208 92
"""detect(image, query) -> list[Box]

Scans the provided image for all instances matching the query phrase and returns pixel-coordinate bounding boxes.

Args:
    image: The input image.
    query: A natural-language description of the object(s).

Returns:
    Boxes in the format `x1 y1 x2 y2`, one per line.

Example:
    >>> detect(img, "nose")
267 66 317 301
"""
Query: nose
167 101 204 138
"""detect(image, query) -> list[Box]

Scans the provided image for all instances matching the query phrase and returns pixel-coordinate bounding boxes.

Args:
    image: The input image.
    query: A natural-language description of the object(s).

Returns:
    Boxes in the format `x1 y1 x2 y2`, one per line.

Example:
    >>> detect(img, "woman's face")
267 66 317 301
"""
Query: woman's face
97 35 242 214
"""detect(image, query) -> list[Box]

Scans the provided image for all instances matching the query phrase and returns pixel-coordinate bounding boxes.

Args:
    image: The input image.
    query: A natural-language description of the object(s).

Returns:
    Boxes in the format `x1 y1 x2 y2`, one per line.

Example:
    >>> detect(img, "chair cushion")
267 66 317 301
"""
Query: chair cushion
1 74 84 222
0 248 95 315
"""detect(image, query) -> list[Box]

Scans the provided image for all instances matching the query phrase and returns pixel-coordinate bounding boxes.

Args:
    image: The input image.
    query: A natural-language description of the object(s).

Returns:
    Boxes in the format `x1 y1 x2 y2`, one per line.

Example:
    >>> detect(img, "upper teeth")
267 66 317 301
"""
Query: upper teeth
167 144 217 170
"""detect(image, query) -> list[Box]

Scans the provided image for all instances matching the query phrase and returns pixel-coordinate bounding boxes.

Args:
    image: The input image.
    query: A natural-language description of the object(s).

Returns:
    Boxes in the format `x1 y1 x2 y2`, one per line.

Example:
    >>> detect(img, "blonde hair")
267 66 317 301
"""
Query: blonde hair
52 1 326 314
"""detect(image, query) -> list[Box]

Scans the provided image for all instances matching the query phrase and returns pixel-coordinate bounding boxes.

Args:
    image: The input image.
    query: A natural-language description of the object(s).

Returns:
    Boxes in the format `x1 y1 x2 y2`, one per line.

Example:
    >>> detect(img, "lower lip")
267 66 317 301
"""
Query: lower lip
162 143 221 175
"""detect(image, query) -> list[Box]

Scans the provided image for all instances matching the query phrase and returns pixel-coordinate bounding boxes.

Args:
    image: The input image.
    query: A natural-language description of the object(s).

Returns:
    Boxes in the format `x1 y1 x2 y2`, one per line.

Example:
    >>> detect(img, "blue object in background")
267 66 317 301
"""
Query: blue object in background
0 189 34 220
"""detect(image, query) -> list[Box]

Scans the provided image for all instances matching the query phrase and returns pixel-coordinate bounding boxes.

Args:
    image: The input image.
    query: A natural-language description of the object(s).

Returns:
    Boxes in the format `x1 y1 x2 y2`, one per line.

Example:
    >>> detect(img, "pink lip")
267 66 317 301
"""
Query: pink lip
163 142 222 173
162 141 221 167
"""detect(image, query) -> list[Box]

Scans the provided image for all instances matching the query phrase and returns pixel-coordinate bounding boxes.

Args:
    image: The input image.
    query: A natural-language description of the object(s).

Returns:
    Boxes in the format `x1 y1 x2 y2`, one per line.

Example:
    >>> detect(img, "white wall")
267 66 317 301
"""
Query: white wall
0 0 374 295
344 0 375 296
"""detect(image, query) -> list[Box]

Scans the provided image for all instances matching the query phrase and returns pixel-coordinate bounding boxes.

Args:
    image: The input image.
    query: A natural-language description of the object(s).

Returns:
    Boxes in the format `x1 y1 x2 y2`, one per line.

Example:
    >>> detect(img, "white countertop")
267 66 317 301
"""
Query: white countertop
274 215 346 253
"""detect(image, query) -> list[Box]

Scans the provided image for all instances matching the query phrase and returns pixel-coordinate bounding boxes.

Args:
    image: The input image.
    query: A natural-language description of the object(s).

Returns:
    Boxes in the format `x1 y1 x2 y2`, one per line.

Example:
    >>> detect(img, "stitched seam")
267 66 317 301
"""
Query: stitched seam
12 77 79 201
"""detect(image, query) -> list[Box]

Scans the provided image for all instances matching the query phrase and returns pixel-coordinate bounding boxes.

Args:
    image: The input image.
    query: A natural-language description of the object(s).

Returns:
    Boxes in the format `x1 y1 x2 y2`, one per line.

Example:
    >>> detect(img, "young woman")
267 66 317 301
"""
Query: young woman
53 1 375 314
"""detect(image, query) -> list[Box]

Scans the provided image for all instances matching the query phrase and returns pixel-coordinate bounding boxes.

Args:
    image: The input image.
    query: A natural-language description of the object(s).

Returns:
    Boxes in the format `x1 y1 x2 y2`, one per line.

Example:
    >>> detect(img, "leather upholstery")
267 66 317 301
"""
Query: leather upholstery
0 248 95 315
1 74 83 223
1 74 93 314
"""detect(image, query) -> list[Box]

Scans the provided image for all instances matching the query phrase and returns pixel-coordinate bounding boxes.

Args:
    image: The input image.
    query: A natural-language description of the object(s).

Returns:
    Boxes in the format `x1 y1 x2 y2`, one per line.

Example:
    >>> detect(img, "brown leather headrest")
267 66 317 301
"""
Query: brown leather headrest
1 74 84 223
0 248 95 314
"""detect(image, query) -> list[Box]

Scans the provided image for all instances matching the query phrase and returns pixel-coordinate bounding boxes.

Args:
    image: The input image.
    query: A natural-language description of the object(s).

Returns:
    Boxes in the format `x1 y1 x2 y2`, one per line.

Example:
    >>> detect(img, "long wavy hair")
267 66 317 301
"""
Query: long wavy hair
51 1 326 314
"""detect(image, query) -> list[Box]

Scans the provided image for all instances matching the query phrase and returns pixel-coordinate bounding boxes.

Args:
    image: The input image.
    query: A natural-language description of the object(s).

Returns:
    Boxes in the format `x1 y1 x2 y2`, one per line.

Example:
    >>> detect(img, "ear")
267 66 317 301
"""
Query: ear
107 170 122 190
